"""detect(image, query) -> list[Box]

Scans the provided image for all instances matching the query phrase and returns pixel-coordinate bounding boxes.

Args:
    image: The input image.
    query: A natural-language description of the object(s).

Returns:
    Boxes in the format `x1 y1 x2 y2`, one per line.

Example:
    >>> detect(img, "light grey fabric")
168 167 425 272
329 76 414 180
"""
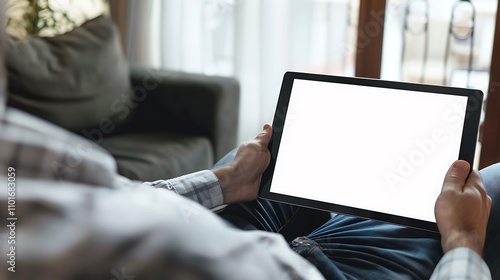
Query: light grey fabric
431 248 492 280
0 176 325 280
0 106 325 280
146 170 224 209
0 107 116 186
6 15 133 132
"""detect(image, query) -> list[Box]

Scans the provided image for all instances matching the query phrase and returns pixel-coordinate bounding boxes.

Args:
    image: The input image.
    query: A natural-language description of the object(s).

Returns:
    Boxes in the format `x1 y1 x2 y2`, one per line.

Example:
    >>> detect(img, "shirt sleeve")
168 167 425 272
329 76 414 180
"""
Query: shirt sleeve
4 176 326 280
142 170 224 209
430 247 491 280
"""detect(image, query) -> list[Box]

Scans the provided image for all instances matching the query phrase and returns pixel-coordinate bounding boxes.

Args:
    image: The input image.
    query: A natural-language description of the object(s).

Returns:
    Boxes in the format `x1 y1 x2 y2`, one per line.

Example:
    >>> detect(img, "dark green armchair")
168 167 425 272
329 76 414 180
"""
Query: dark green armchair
6 16 240 181
99 67 240 180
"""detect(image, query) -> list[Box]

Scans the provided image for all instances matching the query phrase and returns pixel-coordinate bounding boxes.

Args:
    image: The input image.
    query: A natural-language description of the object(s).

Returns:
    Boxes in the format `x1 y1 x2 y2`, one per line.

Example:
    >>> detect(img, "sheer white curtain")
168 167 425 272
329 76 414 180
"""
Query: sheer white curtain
125 0 352 142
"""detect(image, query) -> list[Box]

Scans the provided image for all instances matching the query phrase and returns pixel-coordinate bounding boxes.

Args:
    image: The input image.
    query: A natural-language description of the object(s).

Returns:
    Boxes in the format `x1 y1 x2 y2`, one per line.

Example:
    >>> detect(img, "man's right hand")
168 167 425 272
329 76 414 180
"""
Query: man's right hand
435 160 492 257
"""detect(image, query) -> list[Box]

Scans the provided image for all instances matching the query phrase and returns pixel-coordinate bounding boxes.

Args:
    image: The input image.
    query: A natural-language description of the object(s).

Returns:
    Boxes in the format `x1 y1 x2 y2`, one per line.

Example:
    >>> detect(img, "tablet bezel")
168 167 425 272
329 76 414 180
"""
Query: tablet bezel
259 71 484 233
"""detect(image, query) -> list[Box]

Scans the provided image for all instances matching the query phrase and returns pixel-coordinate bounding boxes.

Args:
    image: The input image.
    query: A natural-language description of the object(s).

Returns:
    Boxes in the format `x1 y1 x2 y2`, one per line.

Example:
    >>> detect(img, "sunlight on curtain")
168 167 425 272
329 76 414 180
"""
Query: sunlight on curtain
128 0 356 142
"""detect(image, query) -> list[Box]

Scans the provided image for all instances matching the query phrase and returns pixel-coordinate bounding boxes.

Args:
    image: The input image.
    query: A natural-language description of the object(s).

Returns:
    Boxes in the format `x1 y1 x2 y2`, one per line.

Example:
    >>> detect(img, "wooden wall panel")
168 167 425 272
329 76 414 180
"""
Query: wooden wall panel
355 0 386 79
479 3 500 169
109 0 128 51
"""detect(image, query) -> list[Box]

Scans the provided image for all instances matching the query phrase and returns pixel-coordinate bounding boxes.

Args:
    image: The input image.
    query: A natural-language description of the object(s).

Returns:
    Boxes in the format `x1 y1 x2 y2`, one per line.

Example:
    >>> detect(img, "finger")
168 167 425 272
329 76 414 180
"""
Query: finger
483 194 492 225
255 124 272 144
442 160 470 192
465 171 487 195
463 171 492 208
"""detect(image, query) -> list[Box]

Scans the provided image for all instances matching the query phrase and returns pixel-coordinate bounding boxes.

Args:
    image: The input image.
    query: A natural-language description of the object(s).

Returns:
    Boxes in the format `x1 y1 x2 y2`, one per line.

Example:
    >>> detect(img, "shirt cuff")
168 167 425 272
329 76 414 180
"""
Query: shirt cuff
143 170 224 209
430 247 491 280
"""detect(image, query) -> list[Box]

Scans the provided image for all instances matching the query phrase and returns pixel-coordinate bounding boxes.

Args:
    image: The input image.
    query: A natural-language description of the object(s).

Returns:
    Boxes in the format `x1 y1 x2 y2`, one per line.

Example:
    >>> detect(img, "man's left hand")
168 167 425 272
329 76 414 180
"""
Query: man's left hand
213 124 272 204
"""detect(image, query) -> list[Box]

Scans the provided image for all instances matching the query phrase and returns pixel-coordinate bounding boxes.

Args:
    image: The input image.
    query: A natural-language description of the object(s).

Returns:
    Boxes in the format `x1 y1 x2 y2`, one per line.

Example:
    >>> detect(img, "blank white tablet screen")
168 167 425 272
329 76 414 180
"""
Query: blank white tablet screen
270 79 468 223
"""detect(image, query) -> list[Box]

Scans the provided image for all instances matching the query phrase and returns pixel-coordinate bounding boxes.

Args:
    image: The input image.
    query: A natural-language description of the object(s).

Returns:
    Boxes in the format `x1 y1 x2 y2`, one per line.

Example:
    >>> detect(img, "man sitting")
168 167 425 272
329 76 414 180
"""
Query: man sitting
0 106 498 279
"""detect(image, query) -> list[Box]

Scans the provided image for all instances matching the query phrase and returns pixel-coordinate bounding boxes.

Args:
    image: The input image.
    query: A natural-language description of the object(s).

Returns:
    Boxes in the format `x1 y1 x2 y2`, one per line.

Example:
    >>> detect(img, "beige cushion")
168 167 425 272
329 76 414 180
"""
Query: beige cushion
6 16 133 132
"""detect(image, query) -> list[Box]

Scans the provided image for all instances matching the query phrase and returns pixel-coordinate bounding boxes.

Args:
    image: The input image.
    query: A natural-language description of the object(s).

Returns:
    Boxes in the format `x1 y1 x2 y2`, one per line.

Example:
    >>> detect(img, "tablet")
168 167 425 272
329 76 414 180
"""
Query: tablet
259 72 483 232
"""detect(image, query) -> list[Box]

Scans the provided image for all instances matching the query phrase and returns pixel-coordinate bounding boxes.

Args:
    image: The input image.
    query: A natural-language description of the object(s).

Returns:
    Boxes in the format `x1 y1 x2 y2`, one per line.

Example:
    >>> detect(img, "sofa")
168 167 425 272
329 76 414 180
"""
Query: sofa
5 15 240 181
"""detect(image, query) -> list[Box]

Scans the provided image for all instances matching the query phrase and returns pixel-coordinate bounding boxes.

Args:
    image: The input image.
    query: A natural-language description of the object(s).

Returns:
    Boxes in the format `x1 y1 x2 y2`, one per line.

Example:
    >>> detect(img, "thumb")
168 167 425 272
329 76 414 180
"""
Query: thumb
256 124 272 145
442 160 471 192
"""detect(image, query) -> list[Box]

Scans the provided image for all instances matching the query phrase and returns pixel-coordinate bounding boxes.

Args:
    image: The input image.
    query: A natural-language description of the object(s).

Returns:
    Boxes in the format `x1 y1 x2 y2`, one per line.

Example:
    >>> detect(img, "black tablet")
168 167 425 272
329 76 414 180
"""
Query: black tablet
259 72 483 232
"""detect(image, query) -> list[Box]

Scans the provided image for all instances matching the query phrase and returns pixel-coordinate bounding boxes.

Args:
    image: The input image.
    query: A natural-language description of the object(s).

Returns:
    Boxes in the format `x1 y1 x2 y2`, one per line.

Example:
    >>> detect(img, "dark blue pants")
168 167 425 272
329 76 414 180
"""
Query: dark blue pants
216 150 500 279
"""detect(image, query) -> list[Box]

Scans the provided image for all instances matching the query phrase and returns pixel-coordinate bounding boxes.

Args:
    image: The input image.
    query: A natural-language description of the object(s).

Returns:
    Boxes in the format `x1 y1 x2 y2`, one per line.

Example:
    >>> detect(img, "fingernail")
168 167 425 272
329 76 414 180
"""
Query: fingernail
454 160 469 172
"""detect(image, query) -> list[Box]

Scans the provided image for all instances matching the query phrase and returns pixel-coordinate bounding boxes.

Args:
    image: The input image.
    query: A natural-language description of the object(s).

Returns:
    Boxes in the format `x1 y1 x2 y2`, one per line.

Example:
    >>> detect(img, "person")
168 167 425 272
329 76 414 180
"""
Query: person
1 105 497 280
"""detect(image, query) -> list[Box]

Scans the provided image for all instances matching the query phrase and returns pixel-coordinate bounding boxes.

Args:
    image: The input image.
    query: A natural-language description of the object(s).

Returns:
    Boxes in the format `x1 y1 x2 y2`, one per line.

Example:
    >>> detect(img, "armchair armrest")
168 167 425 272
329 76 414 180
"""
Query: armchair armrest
128 66 240 161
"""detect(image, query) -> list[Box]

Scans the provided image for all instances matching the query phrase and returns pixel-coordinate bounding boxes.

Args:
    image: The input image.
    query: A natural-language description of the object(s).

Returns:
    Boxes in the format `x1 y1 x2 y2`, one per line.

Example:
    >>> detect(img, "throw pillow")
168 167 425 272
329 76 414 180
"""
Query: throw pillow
6 15 134 133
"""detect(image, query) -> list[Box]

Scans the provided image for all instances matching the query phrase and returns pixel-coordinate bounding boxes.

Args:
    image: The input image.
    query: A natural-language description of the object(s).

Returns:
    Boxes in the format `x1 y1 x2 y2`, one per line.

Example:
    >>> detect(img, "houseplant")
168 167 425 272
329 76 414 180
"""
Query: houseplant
6 0 108 37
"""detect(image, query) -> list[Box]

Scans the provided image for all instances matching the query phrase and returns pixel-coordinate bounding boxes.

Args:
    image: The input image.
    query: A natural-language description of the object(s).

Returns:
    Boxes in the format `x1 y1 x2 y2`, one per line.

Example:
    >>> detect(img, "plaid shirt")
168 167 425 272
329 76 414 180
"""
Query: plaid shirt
0 108 324 280
431 248 491 280
0 108 491 279
145 171 223 209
